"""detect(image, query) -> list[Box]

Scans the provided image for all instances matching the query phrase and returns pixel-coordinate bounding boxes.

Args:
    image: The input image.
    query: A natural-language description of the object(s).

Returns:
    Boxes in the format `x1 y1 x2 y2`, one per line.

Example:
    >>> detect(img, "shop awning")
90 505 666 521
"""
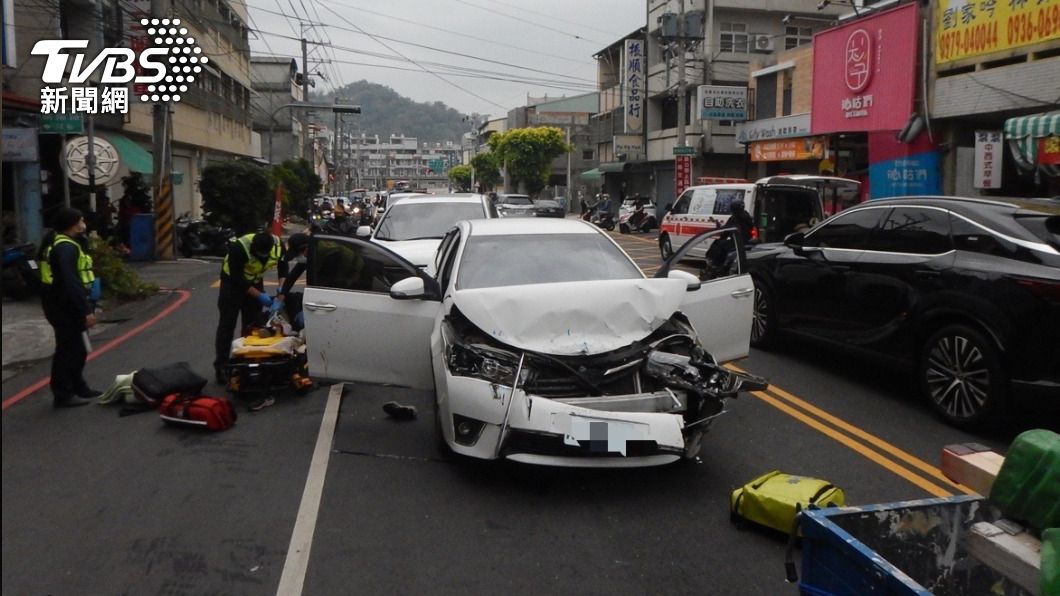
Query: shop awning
1004 112 1060 173
579 168 603 181
99 133 154 174
598 161 631 173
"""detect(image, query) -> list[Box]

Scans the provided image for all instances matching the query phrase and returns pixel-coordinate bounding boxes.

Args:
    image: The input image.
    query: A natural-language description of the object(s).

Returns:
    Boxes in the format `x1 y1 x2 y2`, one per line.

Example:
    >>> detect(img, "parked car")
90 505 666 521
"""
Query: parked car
659 179 825 260
495 194 536 217
746 196 1060 428
361 193 496 274
303 220 762 466
532 198 565 218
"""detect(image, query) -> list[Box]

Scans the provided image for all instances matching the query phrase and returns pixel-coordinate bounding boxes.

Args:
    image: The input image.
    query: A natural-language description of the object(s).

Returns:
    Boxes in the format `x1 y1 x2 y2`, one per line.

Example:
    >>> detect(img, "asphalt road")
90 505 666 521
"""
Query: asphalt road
2 238 1043 595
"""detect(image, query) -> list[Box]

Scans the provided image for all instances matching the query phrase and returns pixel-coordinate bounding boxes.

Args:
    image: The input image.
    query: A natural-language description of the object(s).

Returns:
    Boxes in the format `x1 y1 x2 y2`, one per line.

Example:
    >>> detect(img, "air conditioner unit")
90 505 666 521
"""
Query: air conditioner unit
753 34 775 53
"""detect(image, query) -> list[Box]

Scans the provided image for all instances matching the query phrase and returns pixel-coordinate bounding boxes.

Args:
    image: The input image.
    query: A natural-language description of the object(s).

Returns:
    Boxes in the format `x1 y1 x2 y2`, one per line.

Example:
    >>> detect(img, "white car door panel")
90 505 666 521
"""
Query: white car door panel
304 236 441 389
656 228 753 363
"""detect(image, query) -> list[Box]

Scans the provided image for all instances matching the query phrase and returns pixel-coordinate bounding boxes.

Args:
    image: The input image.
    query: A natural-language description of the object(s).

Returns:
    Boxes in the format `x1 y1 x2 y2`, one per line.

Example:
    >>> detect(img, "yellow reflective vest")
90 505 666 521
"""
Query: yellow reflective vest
40 234 95 289
221 233 282 283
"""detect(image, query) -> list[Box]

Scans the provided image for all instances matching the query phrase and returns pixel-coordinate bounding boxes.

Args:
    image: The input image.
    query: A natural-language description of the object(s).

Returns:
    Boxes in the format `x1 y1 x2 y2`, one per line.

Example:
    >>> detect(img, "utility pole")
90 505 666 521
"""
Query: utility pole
152 0 174 259
677 0 687 150
301 37 310 162
333 106 341 194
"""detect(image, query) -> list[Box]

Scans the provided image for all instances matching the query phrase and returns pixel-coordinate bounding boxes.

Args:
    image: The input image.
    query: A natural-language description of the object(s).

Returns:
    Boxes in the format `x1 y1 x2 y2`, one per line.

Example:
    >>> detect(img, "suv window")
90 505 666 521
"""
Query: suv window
806 207 888 250
871 207 952 254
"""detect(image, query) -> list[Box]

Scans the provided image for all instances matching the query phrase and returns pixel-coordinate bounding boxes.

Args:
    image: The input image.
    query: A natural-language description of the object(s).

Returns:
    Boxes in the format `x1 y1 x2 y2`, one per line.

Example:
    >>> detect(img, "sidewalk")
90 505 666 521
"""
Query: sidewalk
1 257 215 382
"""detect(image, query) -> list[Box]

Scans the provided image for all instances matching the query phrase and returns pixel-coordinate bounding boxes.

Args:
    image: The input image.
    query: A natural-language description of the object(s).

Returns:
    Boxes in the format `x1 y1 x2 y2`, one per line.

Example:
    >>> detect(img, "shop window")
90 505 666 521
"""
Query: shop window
756 73 777 120
582 149 594 160
720 23 749 53
782 75 793 117
785 26 813 50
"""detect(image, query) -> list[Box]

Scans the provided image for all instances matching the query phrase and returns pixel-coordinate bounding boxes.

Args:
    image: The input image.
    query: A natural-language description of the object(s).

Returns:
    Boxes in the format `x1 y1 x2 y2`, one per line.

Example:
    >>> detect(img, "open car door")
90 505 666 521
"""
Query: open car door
654 228 753 363
303 235 442 389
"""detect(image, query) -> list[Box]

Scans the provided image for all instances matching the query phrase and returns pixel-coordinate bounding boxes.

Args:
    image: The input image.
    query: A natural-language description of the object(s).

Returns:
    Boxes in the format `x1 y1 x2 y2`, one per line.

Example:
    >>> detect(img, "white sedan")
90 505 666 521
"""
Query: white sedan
304 219 763 467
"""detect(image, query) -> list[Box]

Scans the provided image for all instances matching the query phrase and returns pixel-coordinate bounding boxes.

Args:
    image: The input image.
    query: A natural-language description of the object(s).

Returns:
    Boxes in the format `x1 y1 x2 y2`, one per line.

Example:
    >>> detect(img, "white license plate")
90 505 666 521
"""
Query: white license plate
561 415 649 456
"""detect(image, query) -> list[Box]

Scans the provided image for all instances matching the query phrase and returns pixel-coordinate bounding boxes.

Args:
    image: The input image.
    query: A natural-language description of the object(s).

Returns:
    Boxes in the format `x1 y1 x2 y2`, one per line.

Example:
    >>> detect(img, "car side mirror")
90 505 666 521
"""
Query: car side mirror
389 276 425 300
667 269 701 291
355 225 371 238
783 232 805 249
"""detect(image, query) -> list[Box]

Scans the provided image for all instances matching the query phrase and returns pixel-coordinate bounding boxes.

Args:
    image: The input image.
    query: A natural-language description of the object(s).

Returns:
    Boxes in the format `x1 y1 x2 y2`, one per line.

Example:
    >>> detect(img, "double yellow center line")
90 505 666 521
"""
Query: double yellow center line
726 363 977 498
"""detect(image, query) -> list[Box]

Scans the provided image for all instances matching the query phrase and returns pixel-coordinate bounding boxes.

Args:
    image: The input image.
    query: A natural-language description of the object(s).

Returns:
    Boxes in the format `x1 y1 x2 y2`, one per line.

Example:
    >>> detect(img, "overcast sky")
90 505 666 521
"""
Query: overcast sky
245 0 645 118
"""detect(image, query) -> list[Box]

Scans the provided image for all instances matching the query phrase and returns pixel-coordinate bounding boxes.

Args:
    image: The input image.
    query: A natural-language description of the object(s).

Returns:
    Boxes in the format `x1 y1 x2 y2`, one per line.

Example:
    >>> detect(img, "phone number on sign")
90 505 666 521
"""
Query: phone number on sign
938 4 1060 62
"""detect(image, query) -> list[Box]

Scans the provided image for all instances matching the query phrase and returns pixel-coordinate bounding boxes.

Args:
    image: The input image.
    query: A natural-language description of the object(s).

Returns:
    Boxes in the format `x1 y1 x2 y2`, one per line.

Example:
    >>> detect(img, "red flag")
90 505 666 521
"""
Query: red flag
270 182 284 236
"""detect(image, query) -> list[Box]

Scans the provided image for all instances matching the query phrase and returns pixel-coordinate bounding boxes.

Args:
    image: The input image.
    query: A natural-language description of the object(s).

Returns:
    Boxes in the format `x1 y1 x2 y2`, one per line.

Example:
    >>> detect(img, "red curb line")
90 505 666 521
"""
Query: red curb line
2 289 193 411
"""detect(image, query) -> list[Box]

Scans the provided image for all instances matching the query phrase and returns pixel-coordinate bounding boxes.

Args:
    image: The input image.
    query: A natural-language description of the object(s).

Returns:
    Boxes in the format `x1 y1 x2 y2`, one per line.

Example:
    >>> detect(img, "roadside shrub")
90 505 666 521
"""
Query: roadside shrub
89 237 158 301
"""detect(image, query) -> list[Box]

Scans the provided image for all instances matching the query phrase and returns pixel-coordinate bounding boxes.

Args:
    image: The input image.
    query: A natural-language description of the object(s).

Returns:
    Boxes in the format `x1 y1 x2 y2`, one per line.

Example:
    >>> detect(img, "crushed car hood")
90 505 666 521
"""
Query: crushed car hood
452 278 689 355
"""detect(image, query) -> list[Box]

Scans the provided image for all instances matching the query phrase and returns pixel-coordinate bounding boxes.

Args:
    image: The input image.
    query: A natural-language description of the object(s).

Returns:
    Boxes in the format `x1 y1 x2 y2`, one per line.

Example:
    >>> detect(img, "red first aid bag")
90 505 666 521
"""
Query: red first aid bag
159 394 237 431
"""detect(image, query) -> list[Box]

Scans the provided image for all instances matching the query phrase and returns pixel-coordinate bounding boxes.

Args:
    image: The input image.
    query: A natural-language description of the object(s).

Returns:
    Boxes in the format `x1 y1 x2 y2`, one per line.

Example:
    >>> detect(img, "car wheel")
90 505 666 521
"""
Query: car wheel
660 235 674 260
920 324 1006 429
750 280 778 348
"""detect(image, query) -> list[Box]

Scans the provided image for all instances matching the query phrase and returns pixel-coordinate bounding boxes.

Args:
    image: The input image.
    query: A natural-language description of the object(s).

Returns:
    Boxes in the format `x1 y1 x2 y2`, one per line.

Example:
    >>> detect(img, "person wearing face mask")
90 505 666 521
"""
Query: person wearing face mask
38 207 100 408
214 231 288 385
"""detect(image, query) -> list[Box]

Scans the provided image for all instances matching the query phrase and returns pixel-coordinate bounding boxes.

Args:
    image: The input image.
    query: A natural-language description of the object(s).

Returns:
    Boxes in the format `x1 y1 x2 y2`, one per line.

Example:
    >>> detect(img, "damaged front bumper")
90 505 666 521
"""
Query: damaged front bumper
438 316 765 468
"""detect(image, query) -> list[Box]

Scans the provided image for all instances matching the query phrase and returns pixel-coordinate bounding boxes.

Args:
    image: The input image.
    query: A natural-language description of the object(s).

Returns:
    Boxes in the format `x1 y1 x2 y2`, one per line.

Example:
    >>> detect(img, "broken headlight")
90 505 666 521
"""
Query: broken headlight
448 342 526 386
644 350 705 392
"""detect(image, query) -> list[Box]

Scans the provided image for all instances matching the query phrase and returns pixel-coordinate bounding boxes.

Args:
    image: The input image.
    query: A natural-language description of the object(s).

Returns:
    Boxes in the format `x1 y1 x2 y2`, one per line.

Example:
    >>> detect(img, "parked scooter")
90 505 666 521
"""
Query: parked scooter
2 243 41 300
176 214 234 258
590 209 615 231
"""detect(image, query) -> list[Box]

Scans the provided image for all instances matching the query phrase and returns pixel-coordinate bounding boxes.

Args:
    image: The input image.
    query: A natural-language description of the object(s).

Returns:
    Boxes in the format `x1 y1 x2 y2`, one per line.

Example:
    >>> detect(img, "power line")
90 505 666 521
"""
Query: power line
246 2 594 84
481 0 630 39
448 0 609 46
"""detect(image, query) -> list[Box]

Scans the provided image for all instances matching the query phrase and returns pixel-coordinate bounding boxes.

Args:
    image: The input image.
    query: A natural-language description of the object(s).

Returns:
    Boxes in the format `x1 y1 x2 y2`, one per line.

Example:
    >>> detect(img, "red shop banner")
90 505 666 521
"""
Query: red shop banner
675 156 691 197
811 3 919 135
1040 136 1060 166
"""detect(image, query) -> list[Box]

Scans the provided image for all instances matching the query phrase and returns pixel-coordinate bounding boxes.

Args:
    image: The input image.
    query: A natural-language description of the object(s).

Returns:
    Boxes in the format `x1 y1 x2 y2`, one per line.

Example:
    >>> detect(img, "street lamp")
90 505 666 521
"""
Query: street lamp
267 102 361 164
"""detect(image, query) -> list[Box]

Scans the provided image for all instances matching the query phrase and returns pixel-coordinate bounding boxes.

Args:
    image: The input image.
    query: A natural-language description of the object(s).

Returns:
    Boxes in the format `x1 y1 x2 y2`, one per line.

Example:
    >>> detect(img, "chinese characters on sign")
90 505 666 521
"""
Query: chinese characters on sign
675 156 691 198
750 137 827 162
974 130 1003 189
1040 136 1060 166
40 87 129 115
697 85 748 121
936 0 1060 65
735 113 811 144
811 3 917 134
624 39 645 134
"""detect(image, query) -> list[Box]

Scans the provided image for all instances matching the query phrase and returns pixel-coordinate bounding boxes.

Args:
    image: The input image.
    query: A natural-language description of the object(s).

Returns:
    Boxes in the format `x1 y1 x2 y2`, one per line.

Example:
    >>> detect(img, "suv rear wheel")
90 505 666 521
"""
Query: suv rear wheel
919 324 1006 429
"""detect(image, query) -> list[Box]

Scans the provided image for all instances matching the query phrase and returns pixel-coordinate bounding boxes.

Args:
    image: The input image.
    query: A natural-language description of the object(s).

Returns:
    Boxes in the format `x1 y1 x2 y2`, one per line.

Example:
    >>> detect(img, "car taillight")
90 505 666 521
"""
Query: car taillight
1011 276 1060 302
750 226 759 241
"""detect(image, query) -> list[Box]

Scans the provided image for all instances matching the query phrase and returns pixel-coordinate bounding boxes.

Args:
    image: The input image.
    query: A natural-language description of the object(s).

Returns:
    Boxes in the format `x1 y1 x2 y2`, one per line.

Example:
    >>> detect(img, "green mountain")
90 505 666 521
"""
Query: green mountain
314 80 477 143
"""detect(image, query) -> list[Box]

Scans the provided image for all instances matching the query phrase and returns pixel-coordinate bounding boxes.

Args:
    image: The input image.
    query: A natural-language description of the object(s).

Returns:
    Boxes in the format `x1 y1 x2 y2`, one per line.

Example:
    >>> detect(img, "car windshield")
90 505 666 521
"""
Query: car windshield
457 233 643 289
502 196 532 205
375 202 485 241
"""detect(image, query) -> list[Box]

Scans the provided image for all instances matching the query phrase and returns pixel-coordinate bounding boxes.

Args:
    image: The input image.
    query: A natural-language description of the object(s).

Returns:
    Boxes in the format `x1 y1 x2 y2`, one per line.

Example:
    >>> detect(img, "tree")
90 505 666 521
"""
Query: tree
199 161 271 235
488 127 572 196
448 164 473 191
270 158 321 218
470 151 502 192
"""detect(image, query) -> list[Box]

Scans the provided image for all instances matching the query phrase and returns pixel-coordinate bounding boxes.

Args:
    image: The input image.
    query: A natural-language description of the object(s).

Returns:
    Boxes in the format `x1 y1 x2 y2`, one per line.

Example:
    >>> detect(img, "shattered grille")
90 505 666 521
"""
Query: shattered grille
523 364 640 398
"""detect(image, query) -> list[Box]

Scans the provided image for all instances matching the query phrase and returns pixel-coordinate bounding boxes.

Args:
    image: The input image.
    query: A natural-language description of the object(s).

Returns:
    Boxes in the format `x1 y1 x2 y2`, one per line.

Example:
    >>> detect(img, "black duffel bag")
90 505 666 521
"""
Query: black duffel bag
132 362 208 407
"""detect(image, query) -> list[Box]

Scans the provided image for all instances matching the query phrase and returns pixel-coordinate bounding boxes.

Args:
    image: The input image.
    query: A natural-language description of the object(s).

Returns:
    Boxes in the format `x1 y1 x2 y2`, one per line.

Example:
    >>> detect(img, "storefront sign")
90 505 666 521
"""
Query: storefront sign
1 128 39 161
735 113 811 144
613 134 644 159
697 85 748 121
936 0 1060 65
973 130 1003 189
1039 136 1060 165
812 4 918 134
751 137 827 162
40 113 85 134
675 156 691 197
868 131 942 198
623 39 644 134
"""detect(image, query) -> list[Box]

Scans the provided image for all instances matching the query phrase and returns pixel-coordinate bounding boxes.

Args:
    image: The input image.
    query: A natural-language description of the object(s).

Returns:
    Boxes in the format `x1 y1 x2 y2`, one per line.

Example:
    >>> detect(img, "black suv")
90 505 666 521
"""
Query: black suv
747 196 1060 428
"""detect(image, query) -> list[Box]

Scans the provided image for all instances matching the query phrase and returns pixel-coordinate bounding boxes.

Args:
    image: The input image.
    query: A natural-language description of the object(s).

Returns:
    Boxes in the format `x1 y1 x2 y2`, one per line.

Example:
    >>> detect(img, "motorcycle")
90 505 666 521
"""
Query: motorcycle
176 214 234 258
590 209 615 231
618 207 657 234
2 243 41 300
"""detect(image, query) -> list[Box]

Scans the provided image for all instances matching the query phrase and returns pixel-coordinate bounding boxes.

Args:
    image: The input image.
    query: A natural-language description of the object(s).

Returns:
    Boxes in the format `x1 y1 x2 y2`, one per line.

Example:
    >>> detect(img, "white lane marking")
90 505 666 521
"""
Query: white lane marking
276 383 343 596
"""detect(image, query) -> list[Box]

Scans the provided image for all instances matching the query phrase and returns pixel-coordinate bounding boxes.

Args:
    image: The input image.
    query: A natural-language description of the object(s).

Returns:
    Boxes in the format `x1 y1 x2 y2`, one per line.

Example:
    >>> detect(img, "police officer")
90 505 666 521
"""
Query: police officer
213 231 287 384
39 208 99 408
